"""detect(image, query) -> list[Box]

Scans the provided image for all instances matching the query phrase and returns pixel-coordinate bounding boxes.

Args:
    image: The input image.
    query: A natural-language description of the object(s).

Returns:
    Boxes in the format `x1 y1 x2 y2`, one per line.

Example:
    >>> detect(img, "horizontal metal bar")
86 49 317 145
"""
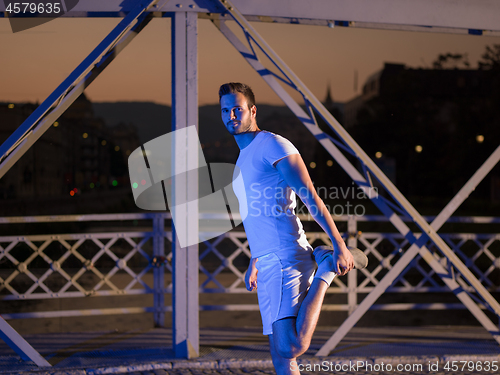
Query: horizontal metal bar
5 285 496 301
0 289 156 300
3 283 496 301
0 213 170 224
201 14 500 37
3 301 490 322
198 288 249 294
369 303 487 311
384 287 460 293
1 213 498 225
320 305 350 312
2 307 159 319
3 11 499 37
3 0 500 32
1 300 492 320
0 232 155 242
199 304 259 311
188 303 478 313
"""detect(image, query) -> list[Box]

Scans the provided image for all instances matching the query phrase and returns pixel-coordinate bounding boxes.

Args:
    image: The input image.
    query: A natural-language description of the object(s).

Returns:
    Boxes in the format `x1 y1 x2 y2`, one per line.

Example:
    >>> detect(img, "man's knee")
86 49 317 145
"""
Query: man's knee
276 341 308 359
273 318 309 358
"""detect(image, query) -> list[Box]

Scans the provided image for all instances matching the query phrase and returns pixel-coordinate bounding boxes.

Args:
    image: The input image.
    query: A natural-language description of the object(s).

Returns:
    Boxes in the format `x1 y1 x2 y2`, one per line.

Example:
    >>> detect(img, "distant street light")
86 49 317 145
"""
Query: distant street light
415 145 423 153
476 135 484 143
375 152 382 159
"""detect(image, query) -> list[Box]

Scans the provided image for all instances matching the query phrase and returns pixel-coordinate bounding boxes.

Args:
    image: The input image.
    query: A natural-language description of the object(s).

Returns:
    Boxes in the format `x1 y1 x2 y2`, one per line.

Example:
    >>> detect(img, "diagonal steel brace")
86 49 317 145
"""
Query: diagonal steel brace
0 316 51 366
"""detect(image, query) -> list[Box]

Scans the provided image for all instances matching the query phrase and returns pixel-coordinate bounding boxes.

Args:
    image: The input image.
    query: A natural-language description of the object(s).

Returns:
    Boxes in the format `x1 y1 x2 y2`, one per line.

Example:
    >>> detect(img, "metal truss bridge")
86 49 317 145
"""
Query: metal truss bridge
1 0 500 367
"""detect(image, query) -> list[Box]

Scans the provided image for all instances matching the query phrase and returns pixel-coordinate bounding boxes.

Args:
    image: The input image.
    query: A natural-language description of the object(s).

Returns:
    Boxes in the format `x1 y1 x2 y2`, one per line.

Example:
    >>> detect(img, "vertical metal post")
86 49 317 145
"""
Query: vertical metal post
171 11 200 359
347 216 358 315
153 214 165 327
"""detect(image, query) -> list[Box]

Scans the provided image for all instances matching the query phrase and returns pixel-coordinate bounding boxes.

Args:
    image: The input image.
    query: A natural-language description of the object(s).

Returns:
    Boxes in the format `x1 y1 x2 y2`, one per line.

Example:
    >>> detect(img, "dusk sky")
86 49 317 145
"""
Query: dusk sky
1 17 500 106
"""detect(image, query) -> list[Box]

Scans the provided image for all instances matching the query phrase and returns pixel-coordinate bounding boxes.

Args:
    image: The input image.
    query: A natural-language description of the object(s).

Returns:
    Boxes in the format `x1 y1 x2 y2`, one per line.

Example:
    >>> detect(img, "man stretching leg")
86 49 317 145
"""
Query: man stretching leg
219 82 354 374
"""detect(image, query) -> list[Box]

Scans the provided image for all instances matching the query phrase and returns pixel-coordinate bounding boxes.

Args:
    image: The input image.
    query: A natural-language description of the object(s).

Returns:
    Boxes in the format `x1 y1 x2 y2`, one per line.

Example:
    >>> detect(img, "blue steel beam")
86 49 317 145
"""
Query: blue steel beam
2 0 500 33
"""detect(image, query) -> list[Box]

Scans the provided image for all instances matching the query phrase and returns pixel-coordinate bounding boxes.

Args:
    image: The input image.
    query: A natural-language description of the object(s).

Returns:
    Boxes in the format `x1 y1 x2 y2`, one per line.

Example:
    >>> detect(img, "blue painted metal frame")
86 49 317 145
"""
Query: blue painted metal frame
2 0 500 35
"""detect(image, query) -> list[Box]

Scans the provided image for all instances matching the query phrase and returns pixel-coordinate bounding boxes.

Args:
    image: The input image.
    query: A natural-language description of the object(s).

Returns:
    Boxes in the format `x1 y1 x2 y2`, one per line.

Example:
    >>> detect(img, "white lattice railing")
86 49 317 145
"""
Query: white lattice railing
1 213 499 320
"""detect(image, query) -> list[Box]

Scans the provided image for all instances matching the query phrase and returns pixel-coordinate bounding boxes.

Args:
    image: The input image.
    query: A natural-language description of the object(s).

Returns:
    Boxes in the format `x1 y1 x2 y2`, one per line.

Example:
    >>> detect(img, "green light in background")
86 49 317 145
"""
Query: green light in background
133 182 138 189
90 183 95 188
112 180 118 186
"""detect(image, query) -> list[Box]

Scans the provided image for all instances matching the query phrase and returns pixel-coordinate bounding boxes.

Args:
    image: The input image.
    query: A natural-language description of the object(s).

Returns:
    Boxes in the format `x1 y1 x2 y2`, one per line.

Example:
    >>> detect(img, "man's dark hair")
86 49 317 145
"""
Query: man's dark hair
218 82 256 109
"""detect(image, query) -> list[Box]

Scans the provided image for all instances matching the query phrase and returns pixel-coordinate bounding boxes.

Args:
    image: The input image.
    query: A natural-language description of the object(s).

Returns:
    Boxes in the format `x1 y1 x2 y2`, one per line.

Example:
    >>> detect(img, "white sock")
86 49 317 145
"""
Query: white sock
314 257 337 286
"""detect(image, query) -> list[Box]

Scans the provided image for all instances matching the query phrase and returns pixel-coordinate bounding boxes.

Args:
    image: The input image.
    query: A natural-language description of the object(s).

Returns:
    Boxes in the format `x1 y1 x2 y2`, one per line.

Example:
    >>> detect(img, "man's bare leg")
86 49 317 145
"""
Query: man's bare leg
269 334 299 375
271 278 329 359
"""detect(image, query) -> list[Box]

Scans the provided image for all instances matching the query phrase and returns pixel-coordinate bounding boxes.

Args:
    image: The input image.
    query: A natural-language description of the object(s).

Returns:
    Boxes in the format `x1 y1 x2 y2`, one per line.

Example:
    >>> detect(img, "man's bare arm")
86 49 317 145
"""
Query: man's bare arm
276 154 354 275
245 258 258 291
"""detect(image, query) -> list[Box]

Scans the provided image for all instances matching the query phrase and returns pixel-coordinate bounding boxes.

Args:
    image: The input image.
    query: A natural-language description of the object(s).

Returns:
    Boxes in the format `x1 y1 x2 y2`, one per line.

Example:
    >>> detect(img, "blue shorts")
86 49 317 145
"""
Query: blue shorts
255 246 316 335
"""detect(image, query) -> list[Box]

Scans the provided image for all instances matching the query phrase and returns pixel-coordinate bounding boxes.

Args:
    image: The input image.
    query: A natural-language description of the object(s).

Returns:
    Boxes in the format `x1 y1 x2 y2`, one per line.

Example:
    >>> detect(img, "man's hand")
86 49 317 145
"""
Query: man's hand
332 243 354 276
245 258 258 291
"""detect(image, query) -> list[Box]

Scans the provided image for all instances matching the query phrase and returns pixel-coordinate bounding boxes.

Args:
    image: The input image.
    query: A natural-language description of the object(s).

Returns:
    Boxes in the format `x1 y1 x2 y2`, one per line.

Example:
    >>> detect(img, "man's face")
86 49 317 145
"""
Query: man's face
220 92 257 135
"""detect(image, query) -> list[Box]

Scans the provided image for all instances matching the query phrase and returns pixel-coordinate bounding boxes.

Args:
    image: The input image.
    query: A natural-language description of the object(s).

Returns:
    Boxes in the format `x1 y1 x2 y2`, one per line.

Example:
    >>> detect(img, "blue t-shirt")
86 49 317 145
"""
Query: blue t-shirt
232 131 311 258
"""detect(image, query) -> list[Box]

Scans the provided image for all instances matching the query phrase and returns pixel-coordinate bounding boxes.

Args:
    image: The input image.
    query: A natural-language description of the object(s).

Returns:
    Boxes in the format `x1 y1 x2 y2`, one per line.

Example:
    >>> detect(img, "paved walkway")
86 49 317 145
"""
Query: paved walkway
0 326 499 374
